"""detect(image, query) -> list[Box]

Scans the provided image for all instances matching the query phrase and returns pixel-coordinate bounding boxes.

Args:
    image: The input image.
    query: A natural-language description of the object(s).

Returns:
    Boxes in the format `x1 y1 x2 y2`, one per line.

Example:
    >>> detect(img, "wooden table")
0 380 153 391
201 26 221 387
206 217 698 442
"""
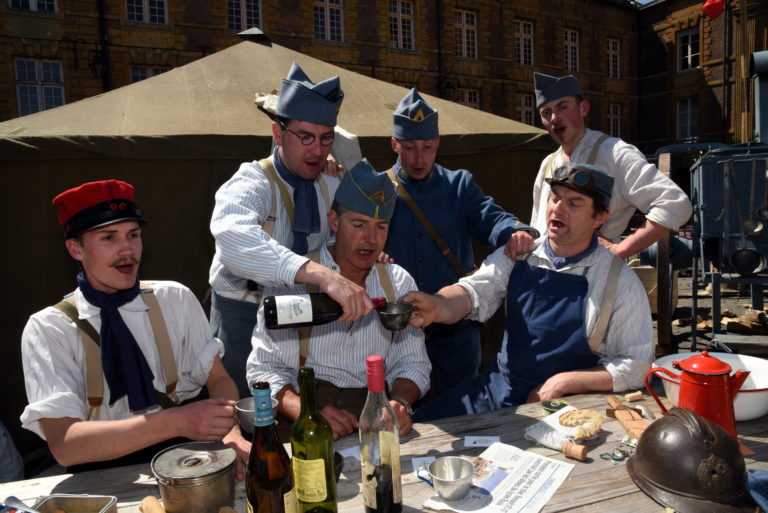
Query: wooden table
2 391 766 512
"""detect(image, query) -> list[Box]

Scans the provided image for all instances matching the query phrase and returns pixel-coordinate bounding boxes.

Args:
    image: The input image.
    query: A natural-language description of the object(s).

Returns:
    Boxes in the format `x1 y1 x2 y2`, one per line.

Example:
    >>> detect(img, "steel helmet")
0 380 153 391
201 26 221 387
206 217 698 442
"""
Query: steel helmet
627 407 758 513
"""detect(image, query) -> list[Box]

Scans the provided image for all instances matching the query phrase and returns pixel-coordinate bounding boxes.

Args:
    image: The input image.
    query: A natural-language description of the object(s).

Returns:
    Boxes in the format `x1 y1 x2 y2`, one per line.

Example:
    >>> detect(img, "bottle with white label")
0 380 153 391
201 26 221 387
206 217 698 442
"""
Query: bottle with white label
264 292 387 329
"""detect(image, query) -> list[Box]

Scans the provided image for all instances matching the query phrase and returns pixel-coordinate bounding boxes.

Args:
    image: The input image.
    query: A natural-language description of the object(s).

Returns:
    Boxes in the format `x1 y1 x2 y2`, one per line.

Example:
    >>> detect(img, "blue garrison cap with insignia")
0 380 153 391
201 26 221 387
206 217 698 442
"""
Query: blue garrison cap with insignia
275 62 344 127
533 72 583 108
392 88 439 140
334 158 397 220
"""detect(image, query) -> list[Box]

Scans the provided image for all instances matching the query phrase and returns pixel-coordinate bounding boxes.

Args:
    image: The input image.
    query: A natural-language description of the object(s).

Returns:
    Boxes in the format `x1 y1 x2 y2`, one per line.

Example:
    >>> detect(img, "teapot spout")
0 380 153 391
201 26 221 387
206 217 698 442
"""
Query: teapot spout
730 369 751 398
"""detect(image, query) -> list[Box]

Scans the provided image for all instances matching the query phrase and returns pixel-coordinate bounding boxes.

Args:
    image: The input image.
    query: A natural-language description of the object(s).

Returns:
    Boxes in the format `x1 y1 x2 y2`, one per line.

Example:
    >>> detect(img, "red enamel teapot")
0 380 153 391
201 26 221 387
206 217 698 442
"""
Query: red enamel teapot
645 351 750 438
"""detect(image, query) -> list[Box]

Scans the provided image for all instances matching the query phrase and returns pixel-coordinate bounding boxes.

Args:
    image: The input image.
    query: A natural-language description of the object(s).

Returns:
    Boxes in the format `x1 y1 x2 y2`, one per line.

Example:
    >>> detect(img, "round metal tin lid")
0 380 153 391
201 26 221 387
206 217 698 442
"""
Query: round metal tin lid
151 441 236 485
674 351 732 375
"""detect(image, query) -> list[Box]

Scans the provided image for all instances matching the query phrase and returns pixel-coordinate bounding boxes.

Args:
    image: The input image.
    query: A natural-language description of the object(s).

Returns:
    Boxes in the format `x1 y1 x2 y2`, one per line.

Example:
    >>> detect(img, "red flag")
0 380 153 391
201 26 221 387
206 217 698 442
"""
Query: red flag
702 0 725 20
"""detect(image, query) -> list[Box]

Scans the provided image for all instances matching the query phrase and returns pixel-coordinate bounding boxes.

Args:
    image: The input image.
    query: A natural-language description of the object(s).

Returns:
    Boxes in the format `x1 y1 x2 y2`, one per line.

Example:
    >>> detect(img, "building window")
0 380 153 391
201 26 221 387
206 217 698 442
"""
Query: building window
389 0 414 50
517 94 535 126
608 103 621 137
127 0 166 24
130 66 168 83
228 0 260 32
678 28 700 72
454 9 477 59
314 0 343 42
9 0 56 13
677 98 699 140
456 88 480 109
514 20 534 66
564 28 579 73
607 38 620 79
15 58 64 116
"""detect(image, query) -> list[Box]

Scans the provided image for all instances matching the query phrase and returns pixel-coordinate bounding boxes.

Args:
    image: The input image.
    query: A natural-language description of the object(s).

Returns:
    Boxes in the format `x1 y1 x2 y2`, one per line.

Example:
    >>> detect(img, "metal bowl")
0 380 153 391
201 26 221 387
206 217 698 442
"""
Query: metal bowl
377 301 414 331
235 396 279 434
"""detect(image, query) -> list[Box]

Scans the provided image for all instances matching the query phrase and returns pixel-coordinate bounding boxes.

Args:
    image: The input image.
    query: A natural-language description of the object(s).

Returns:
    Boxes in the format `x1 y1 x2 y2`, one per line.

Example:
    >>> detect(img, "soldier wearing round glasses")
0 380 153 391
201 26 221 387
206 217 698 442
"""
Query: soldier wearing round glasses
209 62 376 397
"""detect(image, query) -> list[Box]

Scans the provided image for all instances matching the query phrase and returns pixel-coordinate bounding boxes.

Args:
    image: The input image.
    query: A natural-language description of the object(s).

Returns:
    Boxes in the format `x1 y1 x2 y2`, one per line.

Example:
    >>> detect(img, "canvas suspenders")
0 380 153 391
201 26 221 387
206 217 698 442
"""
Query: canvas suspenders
298 250 396 366
385 168 473 279
53 283 179 419
540 133 612 184
587 254 624 351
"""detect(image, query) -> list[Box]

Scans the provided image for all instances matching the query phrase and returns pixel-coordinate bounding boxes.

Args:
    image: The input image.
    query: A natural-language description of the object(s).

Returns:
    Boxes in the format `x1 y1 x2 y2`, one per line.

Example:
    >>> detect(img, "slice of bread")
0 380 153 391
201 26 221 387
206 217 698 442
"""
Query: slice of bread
559 408 604 440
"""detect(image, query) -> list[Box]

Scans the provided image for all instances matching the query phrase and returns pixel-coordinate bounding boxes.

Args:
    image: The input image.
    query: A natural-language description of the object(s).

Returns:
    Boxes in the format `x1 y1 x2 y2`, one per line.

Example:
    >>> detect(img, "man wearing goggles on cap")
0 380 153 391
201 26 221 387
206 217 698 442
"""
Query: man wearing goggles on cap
402 163 653 420
523 72 692 259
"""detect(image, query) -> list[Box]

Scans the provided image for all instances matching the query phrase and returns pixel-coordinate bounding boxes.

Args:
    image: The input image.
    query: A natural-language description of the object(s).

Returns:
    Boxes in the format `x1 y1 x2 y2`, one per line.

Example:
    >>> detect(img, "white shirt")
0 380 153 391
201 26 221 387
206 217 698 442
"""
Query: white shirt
531 129 693 240
209 157 340 299
20 281 223 440
247 246 431 399
457 240 654 392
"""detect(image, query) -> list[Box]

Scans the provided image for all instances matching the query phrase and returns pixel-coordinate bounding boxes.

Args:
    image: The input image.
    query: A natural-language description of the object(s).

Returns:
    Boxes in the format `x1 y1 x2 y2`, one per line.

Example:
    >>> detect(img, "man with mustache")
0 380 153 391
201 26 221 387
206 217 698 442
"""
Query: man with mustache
210 62 374 398
526 73 692 259
248 159 431 441
404 164 653 420
20 180 250 476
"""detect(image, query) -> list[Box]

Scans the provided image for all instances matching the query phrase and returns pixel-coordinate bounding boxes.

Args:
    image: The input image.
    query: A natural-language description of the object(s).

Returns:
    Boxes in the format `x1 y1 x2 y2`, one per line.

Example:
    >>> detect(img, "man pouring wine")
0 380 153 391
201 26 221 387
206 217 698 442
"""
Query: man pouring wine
247 159 431 441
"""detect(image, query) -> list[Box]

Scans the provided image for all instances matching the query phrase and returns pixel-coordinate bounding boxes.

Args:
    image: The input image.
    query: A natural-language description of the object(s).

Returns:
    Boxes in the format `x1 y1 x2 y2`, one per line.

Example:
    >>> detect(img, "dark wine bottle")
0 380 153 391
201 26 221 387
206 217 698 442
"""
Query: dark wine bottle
264 292 387 329
246 382 297 513
291 367 338 513
359 356 403 513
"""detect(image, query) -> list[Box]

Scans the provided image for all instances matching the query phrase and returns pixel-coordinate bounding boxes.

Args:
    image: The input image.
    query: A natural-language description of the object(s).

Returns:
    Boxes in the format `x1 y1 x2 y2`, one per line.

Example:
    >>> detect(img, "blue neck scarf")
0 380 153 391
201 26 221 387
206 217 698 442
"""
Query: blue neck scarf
76 272 157 411
544 232 599 269
274 148 320 255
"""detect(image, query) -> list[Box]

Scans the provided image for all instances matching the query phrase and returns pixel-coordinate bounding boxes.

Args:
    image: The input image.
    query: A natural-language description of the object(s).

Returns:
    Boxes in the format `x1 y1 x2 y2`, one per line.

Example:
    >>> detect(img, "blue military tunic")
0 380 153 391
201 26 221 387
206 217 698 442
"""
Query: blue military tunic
384 159 533 396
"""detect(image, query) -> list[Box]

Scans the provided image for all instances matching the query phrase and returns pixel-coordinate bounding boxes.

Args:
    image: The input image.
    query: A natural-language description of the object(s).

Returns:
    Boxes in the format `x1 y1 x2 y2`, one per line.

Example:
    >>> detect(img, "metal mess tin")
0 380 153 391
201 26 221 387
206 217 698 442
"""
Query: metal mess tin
150 441 236 513
32 494 117 513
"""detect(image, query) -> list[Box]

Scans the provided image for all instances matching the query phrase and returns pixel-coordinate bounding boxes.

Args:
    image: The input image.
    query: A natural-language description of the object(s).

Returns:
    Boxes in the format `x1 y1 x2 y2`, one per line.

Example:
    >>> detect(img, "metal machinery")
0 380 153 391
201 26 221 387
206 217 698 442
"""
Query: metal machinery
688 50 768 349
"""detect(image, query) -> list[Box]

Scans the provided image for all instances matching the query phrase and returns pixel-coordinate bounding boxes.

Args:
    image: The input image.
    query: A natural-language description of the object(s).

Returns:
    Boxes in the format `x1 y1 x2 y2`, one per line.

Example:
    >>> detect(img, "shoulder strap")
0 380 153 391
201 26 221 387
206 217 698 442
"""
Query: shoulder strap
539 150 561 185
374 263 395 302
588 254 624 351
53 297 103 415
259 157 294 232
385 168 469 278
586 134 611 165
298 250 323 366
139 284 178 397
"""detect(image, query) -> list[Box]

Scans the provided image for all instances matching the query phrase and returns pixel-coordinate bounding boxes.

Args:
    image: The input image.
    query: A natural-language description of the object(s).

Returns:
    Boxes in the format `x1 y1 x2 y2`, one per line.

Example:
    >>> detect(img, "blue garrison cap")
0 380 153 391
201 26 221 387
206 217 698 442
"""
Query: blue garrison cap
392 88 439 140
334 159 397 220
275 62 344 127
533 72 583 108
545 162 613 209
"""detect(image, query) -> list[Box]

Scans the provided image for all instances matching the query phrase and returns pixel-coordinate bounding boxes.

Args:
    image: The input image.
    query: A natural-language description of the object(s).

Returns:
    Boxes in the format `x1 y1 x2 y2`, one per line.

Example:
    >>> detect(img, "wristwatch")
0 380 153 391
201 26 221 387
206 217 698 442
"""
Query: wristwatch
391 394 413 415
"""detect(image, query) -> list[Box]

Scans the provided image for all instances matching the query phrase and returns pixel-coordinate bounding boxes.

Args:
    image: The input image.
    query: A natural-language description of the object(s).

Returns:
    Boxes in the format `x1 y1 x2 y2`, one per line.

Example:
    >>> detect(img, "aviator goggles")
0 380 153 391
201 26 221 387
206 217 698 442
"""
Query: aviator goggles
551 163 598 191
279 120 335 147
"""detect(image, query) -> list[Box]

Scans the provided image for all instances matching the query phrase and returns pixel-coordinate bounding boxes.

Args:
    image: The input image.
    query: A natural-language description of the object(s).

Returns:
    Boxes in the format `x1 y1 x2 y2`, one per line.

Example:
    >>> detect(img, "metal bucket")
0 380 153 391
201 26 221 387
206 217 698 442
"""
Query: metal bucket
151 441 236 513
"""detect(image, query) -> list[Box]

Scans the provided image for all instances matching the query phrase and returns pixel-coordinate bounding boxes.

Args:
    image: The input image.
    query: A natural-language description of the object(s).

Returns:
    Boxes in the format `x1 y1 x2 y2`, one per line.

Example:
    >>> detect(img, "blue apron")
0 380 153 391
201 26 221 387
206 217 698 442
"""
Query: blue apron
413 259 598 421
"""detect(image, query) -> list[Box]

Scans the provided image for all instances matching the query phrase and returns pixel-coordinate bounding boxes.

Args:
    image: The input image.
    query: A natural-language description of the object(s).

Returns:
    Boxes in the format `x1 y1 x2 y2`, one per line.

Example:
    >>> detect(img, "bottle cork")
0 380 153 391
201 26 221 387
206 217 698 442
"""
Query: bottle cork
624 390 643 402
562 442 587 461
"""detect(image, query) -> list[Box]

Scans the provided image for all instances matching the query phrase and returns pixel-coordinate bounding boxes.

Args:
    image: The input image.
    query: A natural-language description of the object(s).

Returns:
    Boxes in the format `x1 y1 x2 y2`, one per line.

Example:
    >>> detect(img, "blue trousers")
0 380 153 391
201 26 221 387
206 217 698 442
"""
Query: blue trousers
210 292 259 399
424 320 481 399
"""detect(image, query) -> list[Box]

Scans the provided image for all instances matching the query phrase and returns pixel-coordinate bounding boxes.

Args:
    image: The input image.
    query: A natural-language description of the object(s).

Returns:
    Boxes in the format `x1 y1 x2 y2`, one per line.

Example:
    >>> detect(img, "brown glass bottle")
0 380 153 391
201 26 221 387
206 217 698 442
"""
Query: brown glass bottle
246 382 297 513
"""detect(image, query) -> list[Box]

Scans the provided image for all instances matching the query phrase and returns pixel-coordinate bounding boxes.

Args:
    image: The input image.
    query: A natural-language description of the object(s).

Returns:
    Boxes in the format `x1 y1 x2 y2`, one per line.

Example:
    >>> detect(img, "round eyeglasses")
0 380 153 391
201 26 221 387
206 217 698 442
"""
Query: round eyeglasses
279 121 335 147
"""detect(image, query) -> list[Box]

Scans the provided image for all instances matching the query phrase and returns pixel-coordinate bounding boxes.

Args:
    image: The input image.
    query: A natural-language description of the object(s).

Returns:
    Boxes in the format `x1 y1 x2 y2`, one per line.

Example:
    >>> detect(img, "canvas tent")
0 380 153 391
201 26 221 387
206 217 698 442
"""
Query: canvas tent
0 40 553 457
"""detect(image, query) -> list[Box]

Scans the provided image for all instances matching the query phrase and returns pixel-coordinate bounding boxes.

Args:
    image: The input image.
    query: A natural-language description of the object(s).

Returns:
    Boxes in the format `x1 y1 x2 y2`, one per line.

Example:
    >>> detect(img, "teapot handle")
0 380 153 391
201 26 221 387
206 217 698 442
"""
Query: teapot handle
644 367 678 414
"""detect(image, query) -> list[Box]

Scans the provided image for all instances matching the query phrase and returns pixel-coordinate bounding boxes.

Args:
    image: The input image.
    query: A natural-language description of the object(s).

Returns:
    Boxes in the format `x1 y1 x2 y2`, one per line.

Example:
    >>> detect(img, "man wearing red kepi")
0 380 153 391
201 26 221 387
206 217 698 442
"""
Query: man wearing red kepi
20 180 250 476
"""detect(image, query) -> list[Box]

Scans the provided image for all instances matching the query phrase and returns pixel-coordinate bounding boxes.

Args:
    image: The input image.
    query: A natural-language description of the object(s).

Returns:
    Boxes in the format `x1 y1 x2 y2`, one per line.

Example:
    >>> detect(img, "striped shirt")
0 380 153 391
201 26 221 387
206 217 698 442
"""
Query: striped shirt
247 246 431 399
209 155 340 298
458 238 654 391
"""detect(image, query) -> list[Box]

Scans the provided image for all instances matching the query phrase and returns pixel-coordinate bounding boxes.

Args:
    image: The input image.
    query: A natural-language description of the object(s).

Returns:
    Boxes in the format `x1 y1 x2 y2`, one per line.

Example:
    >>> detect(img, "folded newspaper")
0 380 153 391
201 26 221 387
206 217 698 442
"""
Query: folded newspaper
422 442 574 513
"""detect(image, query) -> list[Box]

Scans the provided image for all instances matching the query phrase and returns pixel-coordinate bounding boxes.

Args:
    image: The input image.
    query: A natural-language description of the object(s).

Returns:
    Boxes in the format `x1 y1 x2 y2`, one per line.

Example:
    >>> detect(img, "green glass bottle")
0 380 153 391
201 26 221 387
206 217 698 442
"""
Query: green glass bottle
291 367 338 513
